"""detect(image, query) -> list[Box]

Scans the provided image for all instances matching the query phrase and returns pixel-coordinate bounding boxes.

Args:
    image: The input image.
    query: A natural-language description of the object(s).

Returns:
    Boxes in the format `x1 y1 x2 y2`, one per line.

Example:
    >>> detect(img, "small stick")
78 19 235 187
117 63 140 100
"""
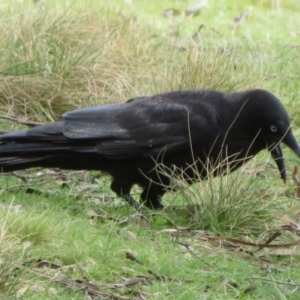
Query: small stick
292 166 300 198
0 116 43 127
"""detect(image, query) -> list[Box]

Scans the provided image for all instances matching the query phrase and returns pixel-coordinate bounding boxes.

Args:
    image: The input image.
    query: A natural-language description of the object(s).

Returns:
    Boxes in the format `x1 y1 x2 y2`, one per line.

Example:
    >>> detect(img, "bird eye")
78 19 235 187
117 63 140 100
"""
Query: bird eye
270 125 277 133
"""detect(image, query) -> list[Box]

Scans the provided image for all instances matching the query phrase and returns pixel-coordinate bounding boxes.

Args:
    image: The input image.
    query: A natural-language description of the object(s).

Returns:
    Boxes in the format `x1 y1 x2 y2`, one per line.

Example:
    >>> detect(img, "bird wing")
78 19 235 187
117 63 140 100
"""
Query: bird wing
61 95 218 159
0 91 229 160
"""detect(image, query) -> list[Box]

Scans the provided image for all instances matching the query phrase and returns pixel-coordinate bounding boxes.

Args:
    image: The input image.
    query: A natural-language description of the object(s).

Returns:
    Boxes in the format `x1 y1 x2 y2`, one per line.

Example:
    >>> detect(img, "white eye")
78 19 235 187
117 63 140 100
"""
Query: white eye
270 125 277 133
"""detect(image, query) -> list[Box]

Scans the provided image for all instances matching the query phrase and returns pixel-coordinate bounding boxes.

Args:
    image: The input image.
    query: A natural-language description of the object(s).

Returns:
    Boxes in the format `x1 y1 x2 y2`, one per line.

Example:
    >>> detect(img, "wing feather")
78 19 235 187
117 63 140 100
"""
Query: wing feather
62 95 216 158
0 90 226 159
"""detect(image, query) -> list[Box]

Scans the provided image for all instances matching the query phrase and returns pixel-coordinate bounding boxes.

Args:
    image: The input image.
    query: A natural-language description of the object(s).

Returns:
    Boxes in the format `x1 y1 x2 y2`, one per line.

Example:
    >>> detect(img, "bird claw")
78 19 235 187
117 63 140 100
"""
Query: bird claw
123 194 146 214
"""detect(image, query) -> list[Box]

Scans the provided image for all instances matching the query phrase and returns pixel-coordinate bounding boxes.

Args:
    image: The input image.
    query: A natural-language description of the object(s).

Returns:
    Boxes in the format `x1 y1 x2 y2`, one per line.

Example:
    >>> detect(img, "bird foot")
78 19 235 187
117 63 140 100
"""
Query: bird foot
123 194 146 214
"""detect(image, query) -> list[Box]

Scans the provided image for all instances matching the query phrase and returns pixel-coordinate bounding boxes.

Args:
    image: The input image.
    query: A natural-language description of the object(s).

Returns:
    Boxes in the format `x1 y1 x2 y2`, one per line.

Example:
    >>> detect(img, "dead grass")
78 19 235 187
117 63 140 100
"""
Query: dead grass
0 6 262 121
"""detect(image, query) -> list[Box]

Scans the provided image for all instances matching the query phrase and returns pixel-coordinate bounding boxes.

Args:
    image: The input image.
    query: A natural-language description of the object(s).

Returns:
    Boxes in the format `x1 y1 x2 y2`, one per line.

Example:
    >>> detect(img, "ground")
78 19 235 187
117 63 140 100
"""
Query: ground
0 0 300 299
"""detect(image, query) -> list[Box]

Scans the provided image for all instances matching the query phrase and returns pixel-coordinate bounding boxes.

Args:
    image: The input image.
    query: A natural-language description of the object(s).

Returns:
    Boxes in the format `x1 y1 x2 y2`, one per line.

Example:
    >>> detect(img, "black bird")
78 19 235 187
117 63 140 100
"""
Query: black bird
0 89 299 210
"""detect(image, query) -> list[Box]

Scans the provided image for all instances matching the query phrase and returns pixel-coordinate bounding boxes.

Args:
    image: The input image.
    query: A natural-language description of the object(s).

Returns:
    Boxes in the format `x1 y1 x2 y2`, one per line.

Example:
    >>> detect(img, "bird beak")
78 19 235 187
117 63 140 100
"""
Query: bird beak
283 130 300 157
271 130 300 183
271 145 286 182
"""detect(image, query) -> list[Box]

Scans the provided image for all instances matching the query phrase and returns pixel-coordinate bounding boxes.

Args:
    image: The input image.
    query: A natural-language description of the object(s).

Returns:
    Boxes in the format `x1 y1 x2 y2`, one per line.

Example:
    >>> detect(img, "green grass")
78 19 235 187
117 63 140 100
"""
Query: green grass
0 0 300 299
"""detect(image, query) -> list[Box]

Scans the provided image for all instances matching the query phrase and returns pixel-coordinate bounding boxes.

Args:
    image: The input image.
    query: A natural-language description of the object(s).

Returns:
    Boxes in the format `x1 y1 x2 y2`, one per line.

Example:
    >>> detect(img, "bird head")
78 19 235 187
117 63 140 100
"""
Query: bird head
236 89 300 182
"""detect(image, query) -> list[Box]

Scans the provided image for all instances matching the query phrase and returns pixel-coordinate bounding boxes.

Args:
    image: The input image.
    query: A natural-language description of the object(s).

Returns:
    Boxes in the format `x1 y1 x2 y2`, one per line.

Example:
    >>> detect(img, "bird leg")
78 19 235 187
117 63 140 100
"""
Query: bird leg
123 194 145 214
140 186 164 209
111 179 145 213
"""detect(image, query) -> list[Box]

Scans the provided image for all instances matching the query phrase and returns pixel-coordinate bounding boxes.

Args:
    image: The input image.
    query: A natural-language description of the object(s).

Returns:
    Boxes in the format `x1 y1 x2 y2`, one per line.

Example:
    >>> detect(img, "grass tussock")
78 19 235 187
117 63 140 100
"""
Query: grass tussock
176 172 274 234
0 5 262 121
0 209 59 243
158 155 292 234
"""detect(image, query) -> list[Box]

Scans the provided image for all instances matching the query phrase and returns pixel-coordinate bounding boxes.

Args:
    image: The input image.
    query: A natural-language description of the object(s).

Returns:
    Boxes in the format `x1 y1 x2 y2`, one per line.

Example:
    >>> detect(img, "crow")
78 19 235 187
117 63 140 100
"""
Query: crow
0 89 299 210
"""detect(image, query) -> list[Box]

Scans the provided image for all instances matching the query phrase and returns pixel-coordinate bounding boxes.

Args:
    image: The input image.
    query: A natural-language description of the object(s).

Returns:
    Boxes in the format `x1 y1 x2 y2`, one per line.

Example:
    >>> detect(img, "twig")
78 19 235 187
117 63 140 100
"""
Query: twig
217 235 300 248
253 231 282 254
3 179 56 191
31 269 131 299
177 241 211 266
147 269 193 283
292 166 300 198
125 252 143 265
247 277 300 287
0 116 43 127
2 170 86 182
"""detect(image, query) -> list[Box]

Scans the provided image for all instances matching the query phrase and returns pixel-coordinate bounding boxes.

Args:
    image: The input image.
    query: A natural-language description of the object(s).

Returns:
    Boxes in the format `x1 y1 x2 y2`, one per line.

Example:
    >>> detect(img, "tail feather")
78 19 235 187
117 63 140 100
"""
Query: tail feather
0 142 96 156
0 124 106 172
0 140 99 173
0 156 45 172
0 152 109 173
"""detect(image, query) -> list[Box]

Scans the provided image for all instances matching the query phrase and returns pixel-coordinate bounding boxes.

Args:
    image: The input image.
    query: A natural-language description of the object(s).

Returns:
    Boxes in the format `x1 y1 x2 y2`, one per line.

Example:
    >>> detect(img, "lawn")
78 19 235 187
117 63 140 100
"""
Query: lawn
0 0 300 299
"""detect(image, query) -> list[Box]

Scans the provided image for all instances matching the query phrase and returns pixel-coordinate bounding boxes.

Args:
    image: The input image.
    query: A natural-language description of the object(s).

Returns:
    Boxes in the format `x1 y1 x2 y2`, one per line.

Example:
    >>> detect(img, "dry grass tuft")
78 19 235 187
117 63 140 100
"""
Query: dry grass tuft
0 6 262 121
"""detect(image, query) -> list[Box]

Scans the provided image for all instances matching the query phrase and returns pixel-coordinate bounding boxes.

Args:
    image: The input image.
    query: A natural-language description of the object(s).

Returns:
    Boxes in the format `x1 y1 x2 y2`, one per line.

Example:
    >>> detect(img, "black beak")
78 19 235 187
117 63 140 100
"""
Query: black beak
283 130 300 157
271 145 286 182
271 130 300 183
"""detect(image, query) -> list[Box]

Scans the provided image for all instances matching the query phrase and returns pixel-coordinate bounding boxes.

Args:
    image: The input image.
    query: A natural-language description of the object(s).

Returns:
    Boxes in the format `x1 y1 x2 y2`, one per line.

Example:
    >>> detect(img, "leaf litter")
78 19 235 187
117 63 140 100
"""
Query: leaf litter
11 254 194 300
2 163 300 297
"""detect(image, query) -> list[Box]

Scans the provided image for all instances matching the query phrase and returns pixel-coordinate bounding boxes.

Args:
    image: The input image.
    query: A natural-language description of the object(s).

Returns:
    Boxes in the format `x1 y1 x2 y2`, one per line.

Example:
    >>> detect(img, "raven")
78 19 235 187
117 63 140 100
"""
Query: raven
0 89 299 210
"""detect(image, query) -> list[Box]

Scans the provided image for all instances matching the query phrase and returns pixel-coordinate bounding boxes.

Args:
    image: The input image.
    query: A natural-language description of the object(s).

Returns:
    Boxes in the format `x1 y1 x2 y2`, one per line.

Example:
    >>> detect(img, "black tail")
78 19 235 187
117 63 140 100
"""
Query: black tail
0 152 107 172
0 127 102 172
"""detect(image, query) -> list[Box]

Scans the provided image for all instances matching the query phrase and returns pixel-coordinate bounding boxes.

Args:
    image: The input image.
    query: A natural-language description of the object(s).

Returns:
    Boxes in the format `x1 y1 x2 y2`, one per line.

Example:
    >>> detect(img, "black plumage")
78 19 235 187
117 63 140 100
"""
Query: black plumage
0 89 299 210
